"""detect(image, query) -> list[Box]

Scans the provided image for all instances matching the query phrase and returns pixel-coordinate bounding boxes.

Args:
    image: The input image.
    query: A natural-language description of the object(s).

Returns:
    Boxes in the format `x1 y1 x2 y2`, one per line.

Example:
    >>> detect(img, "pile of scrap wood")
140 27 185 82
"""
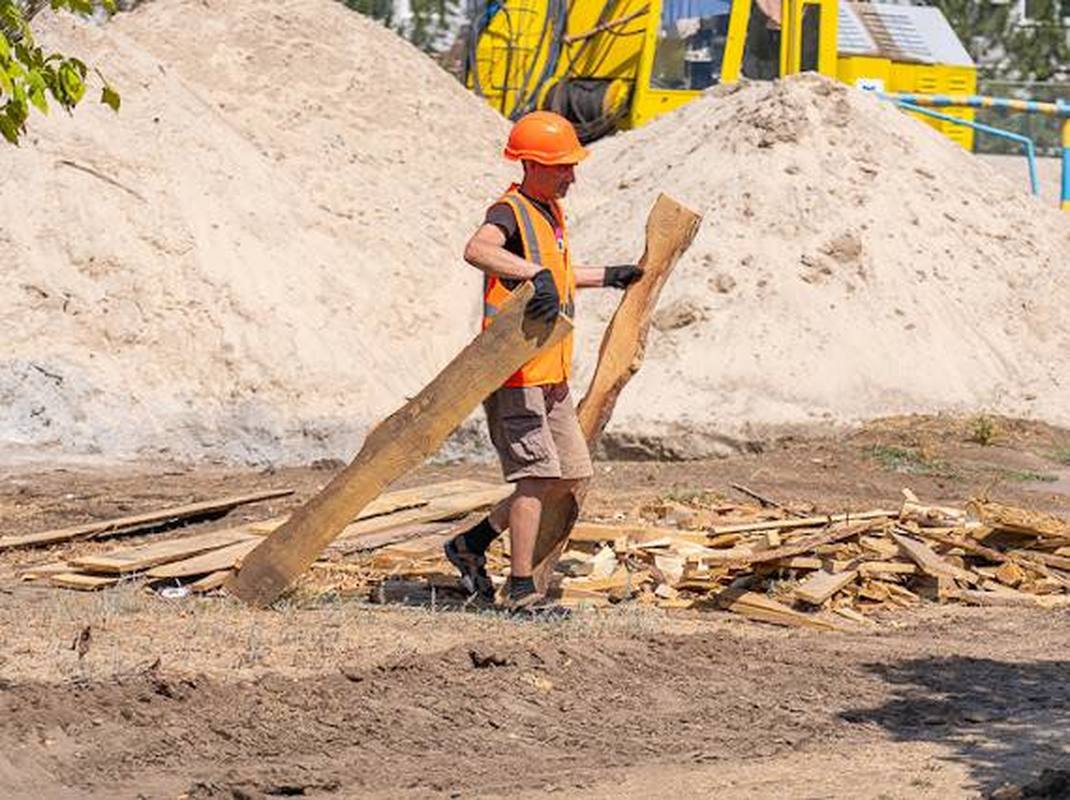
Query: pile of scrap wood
9 480 509 593
9 479 1070 629
364 487 1070 628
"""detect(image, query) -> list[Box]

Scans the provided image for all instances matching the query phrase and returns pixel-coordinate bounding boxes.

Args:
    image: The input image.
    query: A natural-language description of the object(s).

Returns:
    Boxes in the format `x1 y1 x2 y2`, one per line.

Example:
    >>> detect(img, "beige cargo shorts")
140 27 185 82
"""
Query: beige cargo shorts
484 382 594 483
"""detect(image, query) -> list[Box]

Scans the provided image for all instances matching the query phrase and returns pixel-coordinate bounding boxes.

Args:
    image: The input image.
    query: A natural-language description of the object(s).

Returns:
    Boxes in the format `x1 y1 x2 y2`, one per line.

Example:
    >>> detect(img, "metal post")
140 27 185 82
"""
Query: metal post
1062 119 1070 212
896 101 1040 196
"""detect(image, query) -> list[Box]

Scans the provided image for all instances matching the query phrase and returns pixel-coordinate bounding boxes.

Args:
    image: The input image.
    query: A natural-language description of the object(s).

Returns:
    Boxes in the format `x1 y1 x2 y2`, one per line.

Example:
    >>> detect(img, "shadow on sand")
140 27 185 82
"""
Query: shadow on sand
842 656 1070 796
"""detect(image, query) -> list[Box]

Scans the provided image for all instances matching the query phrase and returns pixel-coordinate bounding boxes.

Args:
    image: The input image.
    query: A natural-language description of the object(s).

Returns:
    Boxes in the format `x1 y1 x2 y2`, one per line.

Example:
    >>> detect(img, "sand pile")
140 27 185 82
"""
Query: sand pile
4 6 1069 467
567 75 1070 457
0 0 510 463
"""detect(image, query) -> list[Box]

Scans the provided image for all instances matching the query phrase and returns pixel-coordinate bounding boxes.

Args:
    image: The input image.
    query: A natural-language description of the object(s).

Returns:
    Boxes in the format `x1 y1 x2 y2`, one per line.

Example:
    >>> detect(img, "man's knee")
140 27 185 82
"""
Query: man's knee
515 476 585 498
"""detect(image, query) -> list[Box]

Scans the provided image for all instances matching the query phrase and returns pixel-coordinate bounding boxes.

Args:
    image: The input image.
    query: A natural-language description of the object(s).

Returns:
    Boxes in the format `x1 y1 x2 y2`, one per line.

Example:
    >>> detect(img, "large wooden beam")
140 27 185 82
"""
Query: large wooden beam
532 194 702 590
226 283 571 607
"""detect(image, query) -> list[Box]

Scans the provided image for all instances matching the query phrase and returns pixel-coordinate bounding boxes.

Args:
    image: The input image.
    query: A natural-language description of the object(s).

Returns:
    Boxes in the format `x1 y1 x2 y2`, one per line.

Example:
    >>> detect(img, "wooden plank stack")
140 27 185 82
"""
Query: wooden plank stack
362 487 1070 627
13 480 510 595
12 480 1070 630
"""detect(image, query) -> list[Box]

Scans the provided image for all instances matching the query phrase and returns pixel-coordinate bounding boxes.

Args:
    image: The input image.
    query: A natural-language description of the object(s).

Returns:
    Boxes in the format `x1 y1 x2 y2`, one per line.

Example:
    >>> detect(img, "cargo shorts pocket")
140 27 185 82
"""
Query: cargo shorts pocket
499 412 552 466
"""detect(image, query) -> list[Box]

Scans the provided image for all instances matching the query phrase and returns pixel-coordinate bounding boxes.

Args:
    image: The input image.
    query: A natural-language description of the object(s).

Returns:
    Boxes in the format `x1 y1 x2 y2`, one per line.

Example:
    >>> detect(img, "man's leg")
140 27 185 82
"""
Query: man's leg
446 384 573 603
506 477 580 602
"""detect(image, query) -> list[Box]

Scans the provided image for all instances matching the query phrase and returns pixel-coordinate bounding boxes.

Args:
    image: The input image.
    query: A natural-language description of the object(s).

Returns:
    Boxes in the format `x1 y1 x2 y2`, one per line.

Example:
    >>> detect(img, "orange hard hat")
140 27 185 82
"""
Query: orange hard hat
504 111 588 166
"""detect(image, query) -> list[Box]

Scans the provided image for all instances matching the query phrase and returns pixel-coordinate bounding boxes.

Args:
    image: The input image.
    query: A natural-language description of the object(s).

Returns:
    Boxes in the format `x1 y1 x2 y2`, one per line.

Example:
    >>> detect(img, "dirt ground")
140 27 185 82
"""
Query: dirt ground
2 415 1070 799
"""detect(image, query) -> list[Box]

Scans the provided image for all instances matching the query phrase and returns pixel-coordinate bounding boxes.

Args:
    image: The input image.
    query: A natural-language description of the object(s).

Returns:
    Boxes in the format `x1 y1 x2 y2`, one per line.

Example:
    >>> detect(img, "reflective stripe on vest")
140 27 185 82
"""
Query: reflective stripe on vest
482 186 575 388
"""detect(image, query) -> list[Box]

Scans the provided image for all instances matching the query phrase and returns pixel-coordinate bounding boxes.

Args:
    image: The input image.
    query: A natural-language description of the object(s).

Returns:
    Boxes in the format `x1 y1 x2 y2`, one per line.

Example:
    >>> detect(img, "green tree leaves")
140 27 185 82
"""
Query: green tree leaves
338 0 460 53
340 0 394 26
1004 0 1070 81
0 0 119 144
930 0 1070 81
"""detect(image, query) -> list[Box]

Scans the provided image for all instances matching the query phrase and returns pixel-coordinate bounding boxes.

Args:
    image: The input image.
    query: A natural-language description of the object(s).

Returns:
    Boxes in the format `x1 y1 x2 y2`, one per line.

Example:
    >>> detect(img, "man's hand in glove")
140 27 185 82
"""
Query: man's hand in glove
526 268 561 323
603 264 644 289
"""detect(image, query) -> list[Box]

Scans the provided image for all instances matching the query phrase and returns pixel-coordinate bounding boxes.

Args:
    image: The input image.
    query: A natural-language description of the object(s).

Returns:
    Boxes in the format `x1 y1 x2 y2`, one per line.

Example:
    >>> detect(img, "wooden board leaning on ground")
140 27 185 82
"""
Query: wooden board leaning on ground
226 283 572 607
20 479 508 591
531 193 703 591
0 489 293 551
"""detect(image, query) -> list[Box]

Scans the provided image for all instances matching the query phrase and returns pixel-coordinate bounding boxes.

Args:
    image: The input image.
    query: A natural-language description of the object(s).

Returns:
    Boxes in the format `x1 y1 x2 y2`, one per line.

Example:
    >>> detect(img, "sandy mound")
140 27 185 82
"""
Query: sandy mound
1 0 509 463
4 6 1068 467
567 75 1070 457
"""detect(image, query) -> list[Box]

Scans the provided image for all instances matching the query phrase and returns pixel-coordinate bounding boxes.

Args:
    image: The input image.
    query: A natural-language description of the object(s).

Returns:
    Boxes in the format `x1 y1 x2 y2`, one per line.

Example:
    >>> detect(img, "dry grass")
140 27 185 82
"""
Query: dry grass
0 582 673 685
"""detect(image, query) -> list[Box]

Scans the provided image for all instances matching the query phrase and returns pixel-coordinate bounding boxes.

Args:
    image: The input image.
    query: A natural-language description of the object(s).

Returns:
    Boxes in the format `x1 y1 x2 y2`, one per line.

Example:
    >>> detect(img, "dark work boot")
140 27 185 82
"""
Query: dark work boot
443 534 495 602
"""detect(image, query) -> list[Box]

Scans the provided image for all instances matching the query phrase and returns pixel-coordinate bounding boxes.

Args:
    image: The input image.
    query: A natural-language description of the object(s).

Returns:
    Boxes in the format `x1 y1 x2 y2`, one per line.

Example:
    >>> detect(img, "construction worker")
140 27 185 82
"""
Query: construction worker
444 111 642 610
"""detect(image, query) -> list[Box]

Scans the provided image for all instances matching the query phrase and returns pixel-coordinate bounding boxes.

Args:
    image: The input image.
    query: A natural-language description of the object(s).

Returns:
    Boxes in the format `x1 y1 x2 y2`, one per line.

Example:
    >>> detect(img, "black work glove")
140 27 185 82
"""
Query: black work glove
603 264 643 289
526 268 561 323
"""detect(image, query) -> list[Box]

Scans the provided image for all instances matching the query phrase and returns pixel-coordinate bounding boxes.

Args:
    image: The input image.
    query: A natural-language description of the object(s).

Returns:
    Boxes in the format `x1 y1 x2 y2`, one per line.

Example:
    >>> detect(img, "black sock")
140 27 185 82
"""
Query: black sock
462 518 499 554
510 575 536 599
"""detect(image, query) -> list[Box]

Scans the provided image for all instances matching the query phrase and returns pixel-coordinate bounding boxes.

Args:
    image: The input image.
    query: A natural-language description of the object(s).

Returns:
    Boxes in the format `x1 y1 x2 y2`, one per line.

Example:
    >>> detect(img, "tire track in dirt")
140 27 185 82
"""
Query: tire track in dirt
1 633 881 797
3 614 1070 798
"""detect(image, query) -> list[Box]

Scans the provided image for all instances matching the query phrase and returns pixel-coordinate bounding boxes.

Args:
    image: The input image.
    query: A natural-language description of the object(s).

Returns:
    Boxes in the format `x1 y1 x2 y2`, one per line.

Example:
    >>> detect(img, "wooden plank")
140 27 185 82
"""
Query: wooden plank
794 570 858 605
702 521 877 567
531 195 703 590
834 606 874 625
859 535 900 559
857 581 892 602
568 521 708 546
767 556 823 570
559 588 612 608
706 510 893 536
329 522 454 556
899 492 968 527
370 529 467 561
994 561 1026 587
857 561 918 577
890 531 977 584
17 561 73 581
147 538 261 579
712 588 840 631
358 479 501 519
561 567 649 593
70 529 257 575
0 489 293 551
1009 549 1070 571
968 500 1070 539
336 485 510 539
49 573 120 591
908 527 1064 589
243 480 507 535
227 284 572 607
190 570 231 593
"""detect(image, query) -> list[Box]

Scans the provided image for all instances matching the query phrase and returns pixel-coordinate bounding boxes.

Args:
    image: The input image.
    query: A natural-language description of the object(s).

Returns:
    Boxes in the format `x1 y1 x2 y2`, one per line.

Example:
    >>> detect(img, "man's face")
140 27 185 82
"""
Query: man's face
525 162 577 199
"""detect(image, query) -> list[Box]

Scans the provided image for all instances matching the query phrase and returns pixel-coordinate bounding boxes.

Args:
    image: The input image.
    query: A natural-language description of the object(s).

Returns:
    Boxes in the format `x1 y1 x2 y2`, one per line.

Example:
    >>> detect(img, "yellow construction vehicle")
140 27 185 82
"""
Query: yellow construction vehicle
465 0 978 148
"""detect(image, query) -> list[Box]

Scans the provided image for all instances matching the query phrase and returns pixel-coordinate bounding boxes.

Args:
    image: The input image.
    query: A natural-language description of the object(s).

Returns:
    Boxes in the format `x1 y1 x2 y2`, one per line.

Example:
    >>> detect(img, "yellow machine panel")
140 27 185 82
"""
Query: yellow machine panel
836 2 977 149
467 0 650 123
890 64 977 149
465 0 978 149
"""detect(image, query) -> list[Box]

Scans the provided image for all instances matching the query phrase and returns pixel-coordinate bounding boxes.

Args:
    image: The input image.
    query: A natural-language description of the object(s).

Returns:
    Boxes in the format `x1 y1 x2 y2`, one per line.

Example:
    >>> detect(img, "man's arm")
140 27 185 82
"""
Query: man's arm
574 264 644 289
575 266 608 288
464 224 540 281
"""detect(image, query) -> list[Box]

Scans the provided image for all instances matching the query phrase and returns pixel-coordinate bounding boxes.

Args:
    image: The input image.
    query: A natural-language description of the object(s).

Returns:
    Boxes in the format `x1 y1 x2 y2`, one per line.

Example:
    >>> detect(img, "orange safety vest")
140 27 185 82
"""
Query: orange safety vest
482 186 575 388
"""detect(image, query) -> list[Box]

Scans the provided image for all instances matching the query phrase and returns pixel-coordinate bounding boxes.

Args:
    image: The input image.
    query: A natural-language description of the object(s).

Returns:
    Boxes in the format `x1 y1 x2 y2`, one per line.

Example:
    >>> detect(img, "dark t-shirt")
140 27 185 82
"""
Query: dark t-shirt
483 192 558 259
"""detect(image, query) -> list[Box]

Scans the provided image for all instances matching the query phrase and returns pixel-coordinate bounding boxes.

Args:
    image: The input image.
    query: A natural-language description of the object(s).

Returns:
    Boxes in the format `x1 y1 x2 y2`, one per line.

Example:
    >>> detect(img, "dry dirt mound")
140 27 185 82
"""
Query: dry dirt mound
568 75 1070 457
0 0 509 464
